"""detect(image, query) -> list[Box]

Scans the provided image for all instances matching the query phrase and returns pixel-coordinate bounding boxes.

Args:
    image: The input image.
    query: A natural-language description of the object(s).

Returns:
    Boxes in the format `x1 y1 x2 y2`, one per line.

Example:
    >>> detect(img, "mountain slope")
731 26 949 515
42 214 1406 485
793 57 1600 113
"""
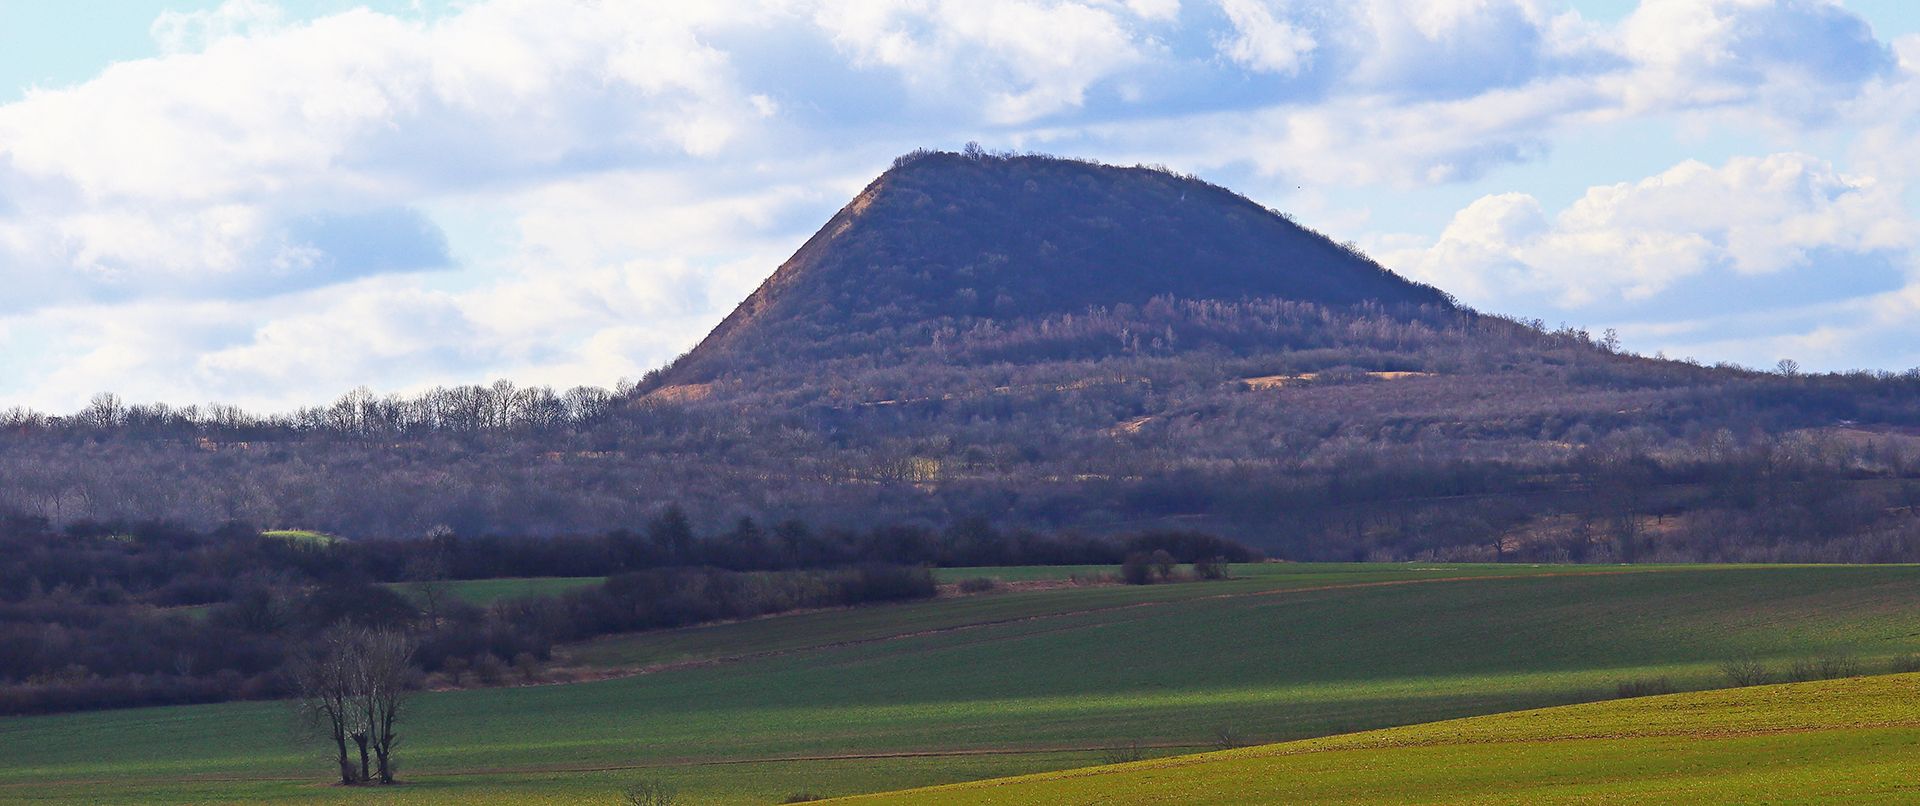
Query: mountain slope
668 150 1452 381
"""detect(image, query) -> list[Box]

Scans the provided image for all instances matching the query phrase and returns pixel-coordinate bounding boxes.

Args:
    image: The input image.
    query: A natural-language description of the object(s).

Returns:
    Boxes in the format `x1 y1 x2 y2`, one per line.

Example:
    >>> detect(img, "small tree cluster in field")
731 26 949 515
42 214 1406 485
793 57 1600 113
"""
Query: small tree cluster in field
293 626 416 786
1721 655 1771 687
1193 557 1231 580
1787 653 1860 683
1722 652 1866 687
624 780 677 806
1891 654 1920 674
1098 740 1148 765
1613 676 1677 699
1121 550 1177 584
1121 550 1237 585
781 794 824 803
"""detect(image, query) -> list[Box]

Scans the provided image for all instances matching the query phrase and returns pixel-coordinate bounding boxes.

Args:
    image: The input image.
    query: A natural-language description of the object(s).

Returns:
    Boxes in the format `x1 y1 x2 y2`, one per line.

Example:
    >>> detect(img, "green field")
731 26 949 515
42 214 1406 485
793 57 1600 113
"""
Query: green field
843 673 1920 805
7 563 1920 804
412 567 1083 610
929 565 1115 583
260 530 343 547
415 576 606 605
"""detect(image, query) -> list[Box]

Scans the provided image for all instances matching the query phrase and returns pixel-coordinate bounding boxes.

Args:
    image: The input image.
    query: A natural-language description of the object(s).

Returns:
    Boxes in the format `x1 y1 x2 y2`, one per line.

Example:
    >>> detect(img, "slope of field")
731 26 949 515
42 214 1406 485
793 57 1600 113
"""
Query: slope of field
840 673 1920 805
5 564 1920 805
565 563 1601 669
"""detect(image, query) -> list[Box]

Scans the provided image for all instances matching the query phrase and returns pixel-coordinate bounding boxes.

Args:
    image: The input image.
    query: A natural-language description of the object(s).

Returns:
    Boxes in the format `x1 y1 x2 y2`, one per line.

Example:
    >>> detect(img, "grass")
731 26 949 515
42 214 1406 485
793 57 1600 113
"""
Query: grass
7 563 1920 804
408 566 1108 609
929 565 1115 583
835 674 1920 805
567 562 1666 669
398 576 605 606
260 530 343 547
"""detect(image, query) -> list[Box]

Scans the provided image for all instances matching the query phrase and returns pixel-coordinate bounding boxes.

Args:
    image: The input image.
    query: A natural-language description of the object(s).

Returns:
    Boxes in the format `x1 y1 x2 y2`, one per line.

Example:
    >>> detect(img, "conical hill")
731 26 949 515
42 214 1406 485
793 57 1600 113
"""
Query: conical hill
667 151 1453 381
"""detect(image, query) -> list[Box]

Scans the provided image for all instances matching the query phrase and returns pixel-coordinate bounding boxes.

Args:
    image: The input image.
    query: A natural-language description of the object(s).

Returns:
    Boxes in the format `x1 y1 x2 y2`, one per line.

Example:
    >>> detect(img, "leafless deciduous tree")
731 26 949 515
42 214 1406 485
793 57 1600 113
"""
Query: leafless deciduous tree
404 553 451 628
293 629 358 786
294 626 417 786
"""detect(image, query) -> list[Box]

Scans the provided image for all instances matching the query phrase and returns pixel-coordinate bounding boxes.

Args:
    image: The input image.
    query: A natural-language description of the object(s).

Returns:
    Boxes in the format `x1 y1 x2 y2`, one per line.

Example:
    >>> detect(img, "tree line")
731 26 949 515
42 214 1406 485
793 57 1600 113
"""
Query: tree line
2 378 626 440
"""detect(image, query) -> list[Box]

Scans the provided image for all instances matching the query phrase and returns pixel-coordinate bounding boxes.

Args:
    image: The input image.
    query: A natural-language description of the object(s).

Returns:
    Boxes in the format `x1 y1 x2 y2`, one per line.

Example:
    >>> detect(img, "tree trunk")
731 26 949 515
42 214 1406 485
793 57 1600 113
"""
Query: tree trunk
333 721 355 786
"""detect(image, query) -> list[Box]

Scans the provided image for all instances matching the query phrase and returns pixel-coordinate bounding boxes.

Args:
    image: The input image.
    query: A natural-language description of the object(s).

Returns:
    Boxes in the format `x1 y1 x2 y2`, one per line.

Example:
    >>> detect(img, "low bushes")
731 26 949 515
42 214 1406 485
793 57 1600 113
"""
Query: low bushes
1122 551 1235 585
1613 676 1677 699
1788 654 1860 683
1722 652 1869 688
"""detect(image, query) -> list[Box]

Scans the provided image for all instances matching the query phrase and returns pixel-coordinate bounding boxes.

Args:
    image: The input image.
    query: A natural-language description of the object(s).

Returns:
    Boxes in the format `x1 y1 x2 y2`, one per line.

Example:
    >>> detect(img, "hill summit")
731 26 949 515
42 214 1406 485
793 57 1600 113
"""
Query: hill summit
667 149 1452 381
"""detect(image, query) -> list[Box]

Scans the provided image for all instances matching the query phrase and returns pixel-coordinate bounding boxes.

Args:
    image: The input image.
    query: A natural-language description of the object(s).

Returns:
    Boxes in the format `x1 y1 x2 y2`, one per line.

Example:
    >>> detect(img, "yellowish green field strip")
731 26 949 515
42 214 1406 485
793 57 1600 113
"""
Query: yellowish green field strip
260 530 342 547
837 674 1920 805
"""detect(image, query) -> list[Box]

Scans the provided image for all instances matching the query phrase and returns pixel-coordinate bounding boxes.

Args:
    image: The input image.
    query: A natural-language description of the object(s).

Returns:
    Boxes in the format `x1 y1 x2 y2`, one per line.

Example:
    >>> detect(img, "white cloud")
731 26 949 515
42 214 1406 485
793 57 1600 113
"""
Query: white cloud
813 0 1149 123
4 0 1920 408
1343 0 1586 99
1382 152 1920 369
1216 0 1316 76
1611 0 1893 127
151 0 289 55
1393 153 1913 305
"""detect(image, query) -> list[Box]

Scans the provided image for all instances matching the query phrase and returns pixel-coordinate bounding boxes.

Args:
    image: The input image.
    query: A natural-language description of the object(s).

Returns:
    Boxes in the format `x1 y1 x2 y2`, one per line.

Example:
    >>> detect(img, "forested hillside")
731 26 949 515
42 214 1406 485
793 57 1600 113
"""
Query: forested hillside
3 150 1920 563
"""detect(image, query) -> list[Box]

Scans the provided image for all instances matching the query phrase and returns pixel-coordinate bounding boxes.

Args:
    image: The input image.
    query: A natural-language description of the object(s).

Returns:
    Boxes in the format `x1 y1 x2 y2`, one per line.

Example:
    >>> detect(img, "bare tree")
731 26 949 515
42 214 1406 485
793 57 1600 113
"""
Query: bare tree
292 628 360 786
404 553 451 627
295 626 418 786
358 628 416 783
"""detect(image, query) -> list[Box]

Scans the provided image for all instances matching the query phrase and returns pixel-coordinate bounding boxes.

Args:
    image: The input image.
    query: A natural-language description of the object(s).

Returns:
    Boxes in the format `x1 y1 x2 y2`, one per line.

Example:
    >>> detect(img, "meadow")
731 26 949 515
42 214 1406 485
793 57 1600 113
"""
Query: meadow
841 673 1920 805
260 530 343 547
427 576 605 605
6 563 1920 804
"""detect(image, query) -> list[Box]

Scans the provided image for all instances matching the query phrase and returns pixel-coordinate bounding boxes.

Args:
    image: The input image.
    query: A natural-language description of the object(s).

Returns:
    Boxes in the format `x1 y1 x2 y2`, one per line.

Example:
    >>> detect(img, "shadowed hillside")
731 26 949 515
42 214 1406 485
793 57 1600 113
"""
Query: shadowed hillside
666 149 1453 382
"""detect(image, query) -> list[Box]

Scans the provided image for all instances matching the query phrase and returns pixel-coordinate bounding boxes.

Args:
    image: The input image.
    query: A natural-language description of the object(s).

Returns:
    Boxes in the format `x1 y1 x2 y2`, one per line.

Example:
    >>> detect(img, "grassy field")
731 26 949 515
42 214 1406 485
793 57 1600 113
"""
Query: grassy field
7 563 1920 804
929 565 1116 583
419 576 605 605
260 530 342 547
408 567 1086 609
566 562 1672 669
839 673 1920 805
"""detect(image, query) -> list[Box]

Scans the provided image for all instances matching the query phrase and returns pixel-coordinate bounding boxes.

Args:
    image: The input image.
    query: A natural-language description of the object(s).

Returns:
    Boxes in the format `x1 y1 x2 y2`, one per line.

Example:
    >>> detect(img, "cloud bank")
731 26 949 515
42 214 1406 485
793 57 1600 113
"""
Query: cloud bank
1 0 1916 410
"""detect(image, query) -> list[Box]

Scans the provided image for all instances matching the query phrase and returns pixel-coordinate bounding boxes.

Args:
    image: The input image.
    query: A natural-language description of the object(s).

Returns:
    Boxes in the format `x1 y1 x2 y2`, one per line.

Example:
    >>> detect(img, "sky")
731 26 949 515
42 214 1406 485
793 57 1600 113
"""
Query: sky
2 0 1920 412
